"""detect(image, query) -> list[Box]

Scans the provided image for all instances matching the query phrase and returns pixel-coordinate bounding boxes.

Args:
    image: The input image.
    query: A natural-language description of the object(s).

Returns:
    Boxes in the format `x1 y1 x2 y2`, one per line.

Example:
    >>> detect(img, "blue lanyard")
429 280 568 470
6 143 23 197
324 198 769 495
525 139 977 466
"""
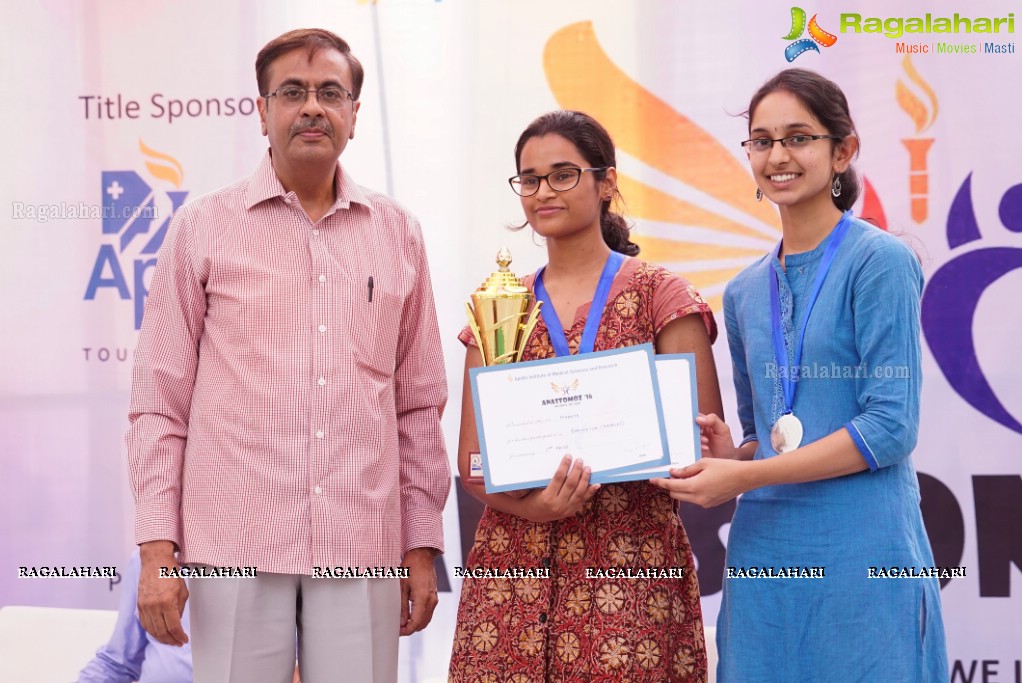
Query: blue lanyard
769 210 853 414
534 251 625 357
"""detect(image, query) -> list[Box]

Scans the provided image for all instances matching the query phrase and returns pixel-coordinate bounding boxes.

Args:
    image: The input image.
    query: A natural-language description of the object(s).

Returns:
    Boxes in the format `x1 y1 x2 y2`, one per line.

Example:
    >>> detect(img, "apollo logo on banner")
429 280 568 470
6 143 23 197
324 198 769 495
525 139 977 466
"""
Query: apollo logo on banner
83 141 188 329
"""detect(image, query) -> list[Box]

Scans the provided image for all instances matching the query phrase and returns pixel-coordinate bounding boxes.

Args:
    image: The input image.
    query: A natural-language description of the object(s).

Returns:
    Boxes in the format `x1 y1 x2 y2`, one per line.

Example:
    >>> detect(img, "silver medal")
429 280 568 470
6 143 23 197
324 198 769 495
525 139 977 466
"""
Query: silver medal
770 413 804 453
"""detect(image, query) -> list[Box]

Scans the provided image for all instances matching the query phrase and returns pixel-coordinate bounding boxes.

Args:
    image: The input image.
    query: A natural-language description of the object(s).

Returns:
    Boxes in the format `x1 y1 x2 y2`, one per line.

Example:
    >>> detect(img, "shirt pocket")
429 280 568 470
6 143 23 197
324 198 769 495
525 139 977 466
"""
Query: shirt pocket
347 278 402 379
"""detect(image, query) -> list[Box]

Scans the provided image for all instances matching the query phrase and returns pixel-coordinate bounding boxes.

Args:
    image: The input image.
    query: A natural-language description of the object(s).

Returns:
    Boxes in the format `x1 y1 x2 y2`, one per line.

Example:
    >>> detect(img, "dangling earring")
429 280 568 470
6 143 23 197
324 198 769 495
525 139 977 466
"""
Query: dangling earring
831 175 842 198
755 187 763 202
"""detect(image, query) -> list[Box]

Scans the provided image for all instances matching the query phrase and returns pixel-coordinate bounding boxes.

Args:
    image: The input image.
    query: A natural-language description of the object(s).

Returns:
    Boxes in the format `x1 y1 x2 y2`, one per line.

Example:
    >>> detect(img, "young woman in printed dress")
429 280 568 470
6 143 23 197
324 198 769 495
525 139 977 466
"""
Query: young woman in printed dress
448 110 723 683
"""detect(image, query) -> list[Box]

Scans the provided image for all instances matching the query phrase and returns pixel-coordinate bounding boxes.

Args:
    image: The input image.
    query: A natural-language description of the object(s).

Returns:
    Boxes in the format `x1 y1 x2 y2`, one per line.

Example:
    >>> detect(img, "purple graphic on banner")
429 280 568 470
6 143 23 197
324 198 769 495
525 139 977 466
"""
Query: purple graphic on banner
921 176 1022 435
101 172 148 234
107 172 158 253
946 174 982 249
84 158 189 329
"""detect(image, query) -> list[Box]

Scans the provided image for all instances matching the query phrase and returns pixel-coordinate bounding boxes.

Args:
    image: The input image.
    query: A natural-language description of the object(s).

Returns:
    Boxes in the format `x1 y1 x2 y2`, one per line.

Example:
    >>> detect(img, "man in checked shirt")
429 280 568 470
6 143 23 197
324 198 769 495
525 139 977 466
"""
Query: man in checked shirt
126 28 450 682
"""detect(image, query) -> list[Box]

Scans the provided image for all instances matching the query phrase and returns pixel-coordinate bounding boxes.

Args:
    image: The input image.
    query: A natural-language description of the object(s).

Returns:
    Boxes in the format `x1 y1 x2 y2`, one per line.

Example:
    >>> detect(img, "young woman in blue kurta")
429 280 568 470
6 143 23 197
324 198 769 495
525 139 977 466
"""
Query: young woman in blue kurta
655 69 949 681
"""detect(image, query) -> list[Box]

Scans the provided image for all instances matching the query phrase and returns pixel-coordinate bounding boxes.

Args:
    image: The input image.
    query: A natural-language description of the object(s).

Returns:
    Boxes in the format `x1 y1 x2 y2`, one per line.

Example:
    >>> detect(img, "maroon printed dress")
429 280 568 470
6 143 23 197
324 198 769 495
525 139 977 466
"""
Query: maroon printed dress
449 258 717 683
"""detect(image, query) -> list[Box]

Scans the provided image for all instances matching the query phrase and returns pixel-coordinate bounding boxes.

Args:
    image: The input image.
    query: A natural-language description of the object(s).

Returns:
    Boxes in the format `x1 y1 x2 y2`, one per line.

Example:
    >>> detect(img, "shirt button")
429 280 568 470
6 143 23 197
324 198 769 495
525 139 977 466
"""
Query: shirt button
315 430 324 439
312 229 320 237
317 377 326 386
538 613 547 624
318 324 327 333
314 486 323 495
541 557 551 568
318 274 327 283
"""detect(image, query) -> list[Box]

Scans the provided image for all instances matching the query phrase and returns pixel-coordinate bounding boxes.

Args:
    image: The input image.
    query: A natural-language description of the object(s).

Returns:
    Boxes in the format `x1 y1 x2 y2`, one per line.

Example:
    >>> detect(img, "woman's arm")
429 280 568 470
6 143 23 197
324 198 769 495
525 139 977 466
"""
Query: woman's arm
654 314 724 421
457 346 600 523
653 422 867 507
655 235 924 506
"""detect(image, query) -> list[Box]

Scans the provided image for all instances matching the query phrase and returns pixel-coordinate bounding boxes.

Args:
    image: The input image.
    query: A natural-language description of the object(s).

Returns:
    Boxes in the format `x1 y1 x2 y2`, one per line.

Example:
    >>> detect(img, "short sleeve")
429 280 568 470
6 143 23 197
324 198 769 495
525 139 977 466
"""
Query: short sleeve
457 325 477 348
653 273 718 343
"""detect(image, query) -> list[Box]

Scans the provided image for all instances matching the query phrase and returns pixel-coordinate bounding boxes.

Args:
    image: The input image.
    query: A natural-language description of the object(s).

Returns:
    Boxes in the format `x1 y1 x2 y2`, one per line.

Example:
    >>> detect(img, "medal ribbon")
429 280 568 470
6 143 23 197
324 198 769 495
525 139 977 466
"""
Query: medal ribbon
769 210 853 415
534 251 625 357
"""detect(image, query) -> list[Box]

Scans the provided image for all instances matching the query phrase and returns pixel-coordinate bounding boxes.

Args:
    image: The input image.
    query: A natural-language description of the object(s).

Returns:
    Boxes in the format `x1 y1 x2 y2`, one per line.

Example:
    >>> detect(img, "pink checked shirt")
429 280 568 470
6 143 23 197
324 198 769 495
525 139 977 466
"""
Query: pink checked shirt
127 152 450 574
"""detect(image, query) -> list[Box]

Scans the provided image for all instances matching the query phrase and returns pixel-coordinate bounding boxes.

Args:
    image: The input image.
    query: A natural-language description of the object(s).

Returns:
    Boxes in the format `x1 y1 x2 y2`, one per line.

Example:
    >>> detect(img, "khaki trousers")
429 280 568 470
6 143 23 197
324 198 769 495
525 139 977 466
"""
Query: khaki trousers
188 571 400 683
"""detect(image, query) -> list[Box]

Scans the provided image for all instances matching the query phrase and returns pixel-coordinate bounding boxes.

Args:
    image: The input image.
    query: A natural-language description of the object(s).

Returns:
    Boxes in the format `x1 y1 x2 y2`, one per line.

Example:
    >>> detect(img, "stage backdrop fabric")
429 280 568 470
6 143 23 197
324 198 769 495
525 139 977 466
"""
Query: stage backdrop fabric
1 1 1019 680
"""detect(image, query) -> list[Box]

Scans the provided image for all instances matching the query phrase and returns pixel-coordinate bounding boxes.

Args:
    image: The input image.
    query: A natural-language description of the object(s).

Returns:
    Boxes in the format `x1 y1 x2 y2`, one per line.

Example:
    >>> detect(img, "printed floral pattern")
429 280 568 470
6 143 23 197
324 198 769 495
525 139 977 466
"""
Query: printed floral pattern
451 259 715 682
556 632 581 663
473 622 500 653
594 582 626 614
599 636 631 671
636 638 662 670
601 485 629 513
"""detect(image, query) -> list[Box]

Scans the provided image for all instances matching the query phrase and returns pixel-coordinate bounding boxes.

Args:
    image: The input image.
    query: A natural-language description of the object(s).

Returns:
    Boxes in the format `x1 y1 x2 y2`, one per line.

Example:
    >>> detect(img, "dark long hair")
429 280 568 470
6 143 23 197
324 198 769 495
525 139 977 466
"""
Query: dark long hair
513 110 639 256
746 69 860 211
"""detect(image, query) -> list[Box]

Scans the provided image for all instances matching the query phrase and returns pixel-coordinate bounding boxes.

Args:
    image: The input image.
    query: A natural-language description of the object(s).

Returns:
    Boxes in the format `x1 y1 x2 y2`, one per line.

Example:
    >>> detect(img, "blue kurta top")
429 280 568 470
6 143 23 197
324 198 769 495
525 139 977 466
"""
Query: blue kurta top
718 215 948 682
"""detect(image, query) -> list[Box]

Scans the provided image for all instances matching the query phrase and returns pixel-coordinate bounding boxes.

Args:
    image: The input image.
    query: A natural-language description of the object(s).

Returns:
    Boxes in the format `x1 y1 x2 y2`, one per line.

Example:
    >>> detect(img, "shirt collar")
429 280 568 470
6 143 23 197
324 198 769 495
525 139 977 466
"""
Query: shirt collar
244 149 373 214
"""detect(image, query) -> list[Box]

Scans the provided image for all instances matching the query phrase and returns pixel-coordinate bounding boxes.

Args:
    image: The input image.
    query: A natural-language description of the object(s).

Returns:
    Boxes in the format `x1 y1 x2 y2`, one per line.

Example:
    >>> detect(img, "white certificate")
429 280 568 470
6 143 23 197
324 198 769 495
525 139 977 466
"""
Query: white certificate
602 354 700 483
469 344 671 493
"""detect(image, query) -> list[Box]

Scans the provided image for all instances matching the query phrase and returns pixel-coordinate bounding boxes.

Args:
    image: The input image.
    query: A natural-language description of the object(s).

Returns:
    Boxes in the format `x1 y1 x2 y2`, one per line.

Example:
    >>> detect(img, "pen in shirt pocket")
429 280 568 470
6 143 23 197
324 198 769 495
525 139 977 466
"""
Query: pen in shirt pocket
367 276 374 302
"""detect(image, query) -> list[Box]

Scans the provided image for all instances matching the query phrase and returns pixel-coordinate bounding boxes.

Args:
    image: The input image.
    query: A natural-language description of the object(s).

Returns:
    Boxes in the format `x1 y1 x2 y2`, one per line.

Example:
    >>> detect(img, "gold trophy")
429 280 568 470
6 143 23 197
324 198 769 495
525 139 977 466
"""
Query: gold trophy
466 247 542 366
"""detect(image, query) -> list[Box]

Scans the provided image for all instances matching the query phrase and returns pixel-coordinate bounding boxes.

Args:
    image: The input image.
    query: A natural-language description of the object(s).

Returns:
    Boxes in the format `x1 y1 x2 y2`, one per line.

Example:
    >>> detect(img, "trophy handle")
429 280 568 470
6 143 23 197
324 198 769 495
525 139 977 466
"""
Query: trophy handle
515 302 543 363
465 303 487 357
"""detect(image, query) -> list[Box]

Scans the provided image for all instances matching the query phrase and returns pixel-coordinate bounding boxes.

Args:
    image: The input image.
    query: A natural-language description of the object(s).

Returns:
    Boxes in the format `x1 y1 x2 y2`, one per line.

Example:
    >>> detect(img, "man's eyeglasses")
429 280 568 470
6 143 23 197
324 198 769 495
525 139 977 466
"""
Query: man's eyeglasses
740 134 842 154
264 85 355 109
508 167 608 197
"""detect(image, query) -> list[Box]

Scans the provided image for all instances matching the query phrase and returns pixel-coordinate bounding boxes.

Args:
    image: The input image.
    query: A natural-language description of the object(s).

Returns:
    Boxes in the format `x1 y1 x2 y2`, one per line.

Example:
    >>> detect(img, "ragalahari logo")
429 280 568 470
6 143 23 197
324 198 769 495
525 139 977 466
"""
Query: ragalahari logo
83 140 188 330
783 7 838 62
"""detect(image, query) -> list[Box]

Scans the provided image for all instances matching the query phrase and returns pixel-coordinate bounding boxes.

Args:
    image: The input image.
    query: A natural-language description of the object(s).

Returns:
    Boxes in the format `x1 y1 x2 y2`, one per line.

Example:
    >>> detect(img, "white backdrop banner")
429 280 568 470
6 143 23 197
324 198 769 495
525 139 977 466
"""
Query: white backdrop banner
1 1 1019 680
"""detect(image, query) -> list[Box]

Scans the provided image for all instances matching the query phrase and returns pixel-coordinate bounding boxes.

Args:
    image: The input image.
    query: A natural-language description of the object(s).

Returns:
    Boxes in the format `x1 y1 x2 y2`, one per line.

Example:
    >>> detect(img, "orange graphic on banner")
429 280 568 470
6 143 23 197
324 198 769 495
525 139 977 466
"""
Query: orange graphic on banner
543 21 780 309
896 56 938 223
807 15 838 47
140 140 184 188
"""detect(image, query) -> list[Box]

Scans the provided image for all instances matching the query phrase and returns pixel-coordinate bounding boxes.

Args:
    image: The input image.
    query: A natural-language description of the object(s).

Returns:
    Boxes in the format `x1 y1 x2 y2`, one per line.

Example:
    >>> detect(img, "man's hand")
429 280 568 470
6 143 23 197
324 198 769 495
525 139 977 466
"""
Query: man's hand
137 540 189 646
399 547 439 636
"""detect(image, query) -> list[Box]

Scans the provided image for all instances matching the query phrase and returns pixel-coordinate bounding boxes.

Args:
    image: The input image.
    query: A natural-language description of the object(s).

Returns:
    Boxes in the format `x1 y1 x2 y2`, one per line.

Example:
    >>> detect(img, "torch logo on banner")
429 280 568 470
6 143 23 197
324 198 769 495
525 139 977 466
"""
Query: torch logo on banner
896 55 938 224
83 140 189 330
782 7 838 62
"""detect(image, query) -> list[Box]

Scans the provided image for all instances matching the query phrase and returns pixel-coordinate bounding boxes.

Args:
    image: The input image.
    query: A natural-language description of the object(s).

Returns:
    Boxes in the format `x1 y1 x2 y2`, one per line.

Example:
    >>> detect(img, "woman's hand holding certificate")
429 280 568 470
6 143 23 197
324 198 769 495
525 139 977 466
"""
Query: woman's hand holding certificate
515 455 601 523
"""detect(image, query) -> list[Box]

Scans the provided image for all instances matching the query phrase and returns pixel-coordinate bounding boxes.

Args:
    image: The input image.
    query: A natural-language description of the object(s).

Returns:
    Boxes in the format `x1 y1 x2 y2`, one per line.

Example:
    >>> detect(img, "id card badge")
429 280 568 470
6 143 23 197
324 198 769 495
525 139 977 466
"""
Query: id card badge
468 452 484 483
